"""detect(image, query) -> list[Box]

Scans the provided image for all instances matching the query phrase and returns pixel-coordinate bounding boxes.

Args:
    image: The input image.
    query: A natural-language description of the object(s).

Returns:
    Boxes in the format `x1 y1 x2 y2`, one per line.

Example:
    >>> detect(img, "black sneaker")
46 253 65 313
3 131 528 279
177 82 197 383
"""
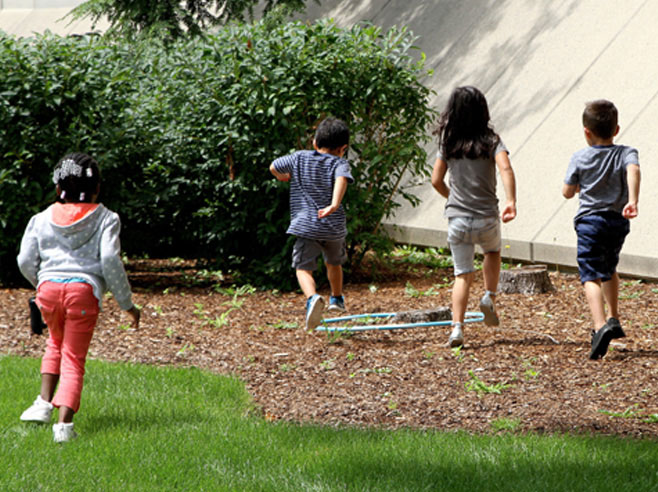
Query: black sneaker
589 323 614 360
607 317 626 339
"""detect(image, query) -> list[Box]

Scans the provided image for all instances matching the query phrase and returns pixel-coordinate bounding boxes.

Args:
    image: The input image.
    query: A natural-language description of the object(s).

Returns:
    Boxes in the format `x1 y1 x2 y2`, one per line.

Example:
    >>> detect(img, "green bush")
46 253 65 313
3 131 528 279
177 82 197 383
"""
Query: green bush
0 19 435 287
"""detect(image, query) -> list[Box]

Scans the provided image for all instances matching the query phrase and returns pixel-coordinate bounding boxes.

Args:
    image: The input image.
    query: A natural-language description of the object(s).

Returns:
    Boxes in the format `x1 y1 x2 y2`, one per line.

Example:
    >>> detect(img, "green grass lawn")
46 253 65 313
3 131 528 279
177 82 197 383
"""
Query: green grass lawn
1 355 657 491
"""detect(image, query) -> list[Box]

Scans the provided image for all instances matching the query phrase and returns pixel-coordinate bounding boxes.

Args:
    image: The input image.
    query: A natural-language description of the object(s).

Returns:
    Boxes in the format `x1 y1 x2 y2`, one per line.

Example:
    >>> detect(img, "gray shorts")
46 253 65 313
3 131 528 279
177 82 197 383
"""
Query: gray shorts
292 237 347 271
447 216 501 276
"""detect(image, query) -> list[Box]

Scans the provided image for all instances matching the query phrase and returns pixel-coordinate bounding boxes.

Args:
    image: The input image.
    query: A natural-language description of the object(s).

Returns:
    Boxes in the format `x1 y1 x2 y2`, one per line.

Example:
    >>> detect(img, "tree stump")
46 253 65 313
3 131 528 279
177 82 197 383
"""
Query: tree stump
390 307 451 324
499 264 554 294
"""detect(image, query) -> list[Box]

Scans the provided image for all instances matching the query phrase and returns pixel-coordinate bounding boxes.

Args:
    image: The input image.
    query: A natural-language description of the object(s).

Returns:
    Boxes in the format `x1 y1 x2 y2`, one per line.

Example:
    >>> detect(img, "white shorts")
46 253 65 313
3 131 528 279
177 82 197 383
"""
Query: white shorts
447 216 501 276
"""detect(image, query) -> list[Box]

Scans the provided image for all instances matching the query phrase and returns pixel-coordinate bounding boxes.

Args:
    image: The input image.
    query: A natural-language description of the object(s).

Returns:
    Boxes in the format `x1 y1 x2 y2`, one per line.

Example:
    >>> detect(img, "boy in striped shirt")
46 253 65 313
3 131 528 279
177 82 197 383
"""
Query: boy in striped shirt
270 118 354 330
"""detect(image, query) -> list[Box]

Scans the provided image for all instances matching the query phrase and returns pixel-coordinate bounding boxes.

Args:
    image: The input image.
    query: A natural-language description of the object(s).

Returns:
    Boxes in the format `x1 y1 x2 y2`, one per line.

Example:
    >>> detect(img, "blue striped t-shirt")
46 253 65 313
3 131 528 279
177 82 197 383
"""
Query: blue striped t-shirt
272 150 354 240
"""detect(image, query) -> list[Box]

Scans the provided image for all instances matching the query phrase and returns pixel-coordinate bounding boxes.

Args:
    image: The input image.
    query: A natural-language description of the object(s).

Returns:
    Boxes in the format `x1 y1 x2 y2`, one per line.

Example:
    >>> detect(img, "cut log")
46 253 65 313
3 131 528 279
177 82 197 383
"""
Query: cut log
390 307 451 324
499 264 554 294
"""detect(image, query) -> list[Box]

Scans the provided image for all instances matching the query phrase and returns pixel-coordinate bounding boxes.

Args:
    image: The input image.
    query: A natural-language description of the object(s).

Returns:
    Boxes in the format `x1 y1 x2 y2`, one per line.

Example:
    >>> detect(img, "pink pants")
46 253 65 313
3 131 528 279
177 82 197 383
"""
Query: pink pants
37 281 99 413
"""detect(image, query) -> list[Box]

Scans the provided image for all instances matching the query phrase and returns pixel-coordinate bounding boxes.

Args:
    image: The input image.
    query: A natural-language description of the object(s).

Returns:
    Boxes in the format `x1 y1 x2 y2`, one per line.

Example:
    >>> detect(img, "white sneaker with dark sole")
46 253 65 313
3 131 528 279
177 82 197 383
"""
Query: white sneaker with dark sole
448 324 464 347
479 293 500 326
306 294 325 330
20 395 53 424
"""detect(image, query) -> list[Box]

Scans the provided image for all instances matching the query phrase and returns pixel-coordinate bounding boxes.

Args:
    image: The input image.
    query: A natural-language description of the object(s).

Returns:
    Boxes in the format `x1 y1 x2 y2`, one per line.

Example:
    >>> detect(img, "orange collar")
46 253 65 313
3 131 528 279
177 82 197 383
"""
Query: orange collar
52 203 99 226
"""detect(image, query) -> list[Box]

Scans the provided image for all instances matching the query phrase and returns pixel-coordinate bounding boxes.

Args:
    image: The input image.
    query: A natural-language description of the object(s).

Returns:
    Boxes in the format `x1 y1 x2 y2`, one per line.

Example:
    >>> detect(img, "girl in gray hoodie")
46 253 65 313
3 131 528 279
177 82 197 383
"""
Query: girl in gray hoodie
17 152 140 443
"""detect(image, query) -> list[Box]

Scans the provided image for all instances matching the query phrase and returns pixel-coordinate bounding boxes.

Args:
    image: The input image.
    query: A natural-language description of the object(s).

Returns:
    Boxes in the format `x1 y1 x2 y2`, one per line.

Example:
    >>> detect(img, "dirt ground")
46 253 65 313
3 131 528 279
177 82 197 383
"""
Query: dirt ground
1 258 657 438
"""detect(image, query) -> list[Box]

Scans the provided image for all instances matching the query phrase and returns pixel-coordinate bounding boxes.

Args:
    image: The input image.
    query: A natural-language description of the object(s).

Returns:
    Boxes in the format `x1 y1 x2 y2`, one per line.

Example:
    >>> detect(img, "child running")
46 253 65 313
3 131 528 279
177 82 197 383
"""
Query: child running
270 118 354 330
17 152 140 442
562 99 640 360
431 86 517 347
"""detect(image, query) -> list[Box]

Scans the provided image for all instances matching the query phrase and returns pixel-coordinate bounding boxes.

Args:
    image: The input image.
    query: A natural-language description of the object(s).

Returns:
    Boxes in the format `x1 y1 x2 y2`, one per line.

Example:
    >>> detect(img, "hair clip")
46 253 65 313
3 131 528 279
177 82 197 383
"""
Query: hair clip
86 168 93 178
54 158 84 183
60 190 66 199
80 192 86 201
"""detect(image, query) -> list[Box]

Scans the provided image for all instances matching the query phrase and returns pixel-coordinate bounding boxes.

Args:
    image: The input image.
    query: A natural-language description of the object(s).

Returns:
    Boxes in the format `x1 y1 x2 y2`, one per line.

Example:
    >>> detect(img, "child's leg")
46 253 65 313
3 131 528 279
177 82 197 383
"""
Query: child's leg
452 272 474 324
37 282 66 402
601 272 620 320
51 283 99 422
482 250 501 293
583 279 606 330
477 219 502 326
326 263 343 297
296 269 317 298
447 217 475 326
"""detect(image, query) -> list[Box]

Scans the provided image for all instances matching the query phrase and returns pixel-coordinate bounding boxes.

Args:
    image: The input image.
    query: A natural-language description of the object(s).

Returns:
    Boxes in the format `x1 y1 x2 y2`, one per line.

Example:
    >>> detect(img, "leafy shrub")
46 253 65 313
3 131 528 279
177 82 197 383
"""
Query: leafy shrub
0 19 436 287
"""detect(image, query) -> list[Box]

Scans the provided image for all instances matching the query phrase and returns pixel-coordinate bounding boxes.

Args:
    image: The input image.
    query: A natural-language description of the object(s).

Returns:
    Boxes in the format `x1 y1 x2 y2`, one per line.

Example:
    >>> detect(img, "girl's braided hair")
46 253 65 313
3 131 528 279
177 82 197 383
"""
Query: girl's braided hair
53 152 101 203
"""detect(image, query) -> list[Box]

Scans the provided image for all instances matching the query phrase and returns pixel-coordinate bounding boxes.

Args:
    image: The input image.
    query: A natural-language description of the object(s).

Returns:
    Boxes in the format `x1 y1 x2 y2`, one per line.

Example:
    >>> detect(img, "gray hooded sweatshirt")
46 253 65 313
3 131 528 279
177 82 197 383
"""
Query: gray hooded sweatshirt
17 203 134 310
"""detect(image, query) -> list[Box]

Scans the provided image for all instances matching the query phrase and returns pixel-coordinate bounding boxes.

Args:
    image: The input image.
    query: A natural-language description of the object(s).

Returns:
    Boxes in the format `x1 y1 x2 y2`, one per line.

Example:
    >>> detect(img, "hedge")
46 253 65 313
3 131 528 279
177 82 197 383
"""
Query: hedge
0 18 436 287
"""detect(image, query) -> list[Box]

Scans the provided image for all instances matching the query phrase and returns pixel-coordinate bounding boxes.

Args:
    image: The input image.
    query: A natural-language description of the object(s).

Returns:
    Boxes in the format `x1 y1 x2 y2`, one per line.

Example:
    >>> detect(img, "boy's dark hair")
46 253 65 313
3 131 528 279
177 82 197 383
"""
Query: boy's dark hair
433 86 499 160
583 100 618 139
314 118 349 150
53 152 101 203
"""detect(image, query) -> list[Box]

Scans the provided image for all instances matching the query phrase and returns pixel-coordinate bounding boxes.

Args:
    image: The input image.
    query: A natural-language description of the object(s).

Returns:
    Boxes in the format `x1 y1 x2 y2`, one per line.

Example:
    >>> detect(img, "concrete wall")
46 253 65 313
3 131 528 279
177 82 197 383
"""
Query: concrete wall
2 0 656 277
0 0 106 36
299 0 658 278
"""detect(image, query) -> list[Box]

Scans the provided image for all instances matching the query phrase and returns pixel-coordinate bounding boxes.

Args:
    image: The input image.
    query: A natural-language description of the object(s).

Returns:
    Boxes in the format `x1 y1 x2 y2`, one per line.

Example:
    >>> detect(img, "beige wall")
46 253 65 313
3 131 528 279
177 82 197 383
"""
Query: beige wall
0 0 106 36
299 0 658 278
3 0 656 277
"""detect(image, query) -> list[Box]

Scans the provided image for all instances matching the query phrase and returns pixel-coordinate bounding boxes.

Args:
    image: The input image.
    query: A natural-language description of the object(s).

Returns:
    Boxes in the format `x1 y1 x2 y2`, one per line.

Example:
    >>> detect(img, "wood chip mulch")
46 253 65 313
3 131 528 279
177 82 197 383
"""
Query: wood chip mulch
2 259 657 438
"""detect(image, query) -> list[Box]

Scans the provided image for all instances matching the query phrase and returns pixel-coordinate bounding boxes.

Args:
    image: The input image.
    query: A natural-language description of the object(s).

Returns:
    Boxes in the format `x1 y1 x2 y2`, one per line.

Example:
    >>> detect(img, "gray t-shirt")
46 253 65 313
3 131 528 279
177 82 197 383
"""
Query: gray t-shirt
564 144 639 221
438 140 507 218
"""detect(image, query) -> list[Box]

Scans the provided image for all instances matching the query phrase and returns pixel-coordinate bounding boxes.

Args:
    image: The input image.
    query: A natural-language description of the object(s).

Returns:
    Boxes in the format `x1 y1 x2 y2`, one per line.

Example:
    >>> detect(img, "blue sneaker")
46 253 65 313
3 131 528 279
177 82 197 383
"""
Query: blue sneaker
328 295 346 312
306 294 325 330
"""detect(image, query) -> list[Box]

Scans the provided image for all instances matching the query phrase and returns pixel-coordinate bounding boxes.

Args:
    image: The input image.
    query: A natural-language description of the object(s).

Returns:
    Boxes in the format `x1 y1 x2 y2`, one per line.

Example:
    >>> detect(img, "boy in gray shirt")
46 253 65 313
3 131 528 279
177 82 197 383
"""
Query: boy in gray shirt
563 99 640 360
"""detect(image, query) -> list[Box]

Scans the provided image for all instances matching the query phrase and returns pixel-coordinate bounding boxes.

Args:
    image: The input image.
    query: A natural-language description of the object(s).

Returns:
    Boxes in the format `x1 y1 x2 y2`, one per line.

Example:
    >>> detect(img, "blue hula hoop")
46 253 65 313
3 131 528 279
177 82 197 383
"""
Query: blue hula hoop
315 311 485 332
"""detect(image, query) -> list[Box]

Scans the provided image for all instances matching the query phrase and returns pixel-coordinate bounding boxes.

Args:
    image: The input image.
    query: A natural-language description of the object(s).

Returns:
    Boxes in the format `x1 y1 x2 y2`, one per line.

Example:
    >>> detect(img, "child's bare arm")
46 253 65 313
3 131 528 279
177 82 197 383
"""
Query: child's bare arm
269 163 290 182
318 176 348 218
431 157 450 198
562 183 579 199
495 151 517 223
623 164 640 219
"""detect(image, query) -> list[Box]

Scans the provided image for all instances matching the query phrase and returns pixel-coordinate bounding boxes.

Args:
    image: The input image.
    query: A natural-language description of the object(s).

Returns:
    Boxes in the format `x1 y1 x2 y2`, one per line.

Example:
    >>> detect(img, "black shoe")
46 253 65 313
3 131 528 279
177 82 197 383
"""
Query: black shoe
589 324 614 360
607 317 626 339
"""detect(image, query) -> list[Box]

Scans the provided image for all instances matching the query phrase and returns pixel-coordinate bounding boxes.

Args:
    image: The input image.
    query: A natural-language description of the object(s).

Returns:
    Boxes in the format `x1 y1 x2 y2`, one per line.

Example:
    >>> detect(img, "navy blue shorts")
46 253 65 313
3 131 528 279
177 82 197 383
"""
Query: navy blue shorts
575 212 629 283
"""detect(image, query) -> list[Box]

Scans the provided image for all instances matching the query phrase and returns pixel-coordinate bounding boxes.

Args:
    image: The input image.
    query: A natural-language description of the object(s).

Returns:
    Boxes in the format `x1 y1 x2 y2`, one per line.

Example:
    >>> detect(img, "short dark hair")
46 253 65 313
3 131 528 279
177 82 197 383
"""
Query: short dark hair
53 152 101 203
583 100 618 139
314 118 349 150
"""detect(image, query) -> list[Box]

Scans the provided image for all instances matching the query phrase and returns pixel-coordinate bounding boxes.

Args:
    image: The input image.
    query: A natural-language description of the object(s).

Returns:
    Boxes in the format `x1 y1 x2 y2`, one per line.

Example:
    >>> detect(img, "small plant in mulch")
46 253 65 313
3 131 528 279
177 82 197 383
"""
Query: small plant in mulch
451 346 465 363
599 404 658 423
465 370 512 395
404 281 438 298
176 343 195 358
521 358 541 380
271 320 298 330
278 363 296 373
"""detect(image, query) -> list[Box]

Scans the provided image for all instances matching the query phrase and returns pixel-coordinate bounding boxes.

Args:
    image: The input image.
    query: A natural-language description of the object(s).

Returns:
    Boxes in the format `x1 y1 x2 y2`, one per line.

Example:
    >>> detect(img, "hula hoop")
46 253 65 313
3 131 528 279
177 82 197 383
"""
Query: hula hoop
315 311 485 332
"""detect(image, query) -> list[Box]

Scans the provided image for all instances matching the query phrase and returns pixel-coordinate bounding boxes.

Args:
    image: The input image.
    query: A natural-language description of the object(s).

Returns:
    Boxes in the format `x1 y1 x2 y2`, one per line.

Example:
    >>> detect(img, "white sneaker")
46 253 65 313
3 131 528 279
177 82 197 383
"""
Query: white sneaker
479 292 500 326
53 423 77 443
305 294 325 330
448 323 464 347
20 395 53 424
